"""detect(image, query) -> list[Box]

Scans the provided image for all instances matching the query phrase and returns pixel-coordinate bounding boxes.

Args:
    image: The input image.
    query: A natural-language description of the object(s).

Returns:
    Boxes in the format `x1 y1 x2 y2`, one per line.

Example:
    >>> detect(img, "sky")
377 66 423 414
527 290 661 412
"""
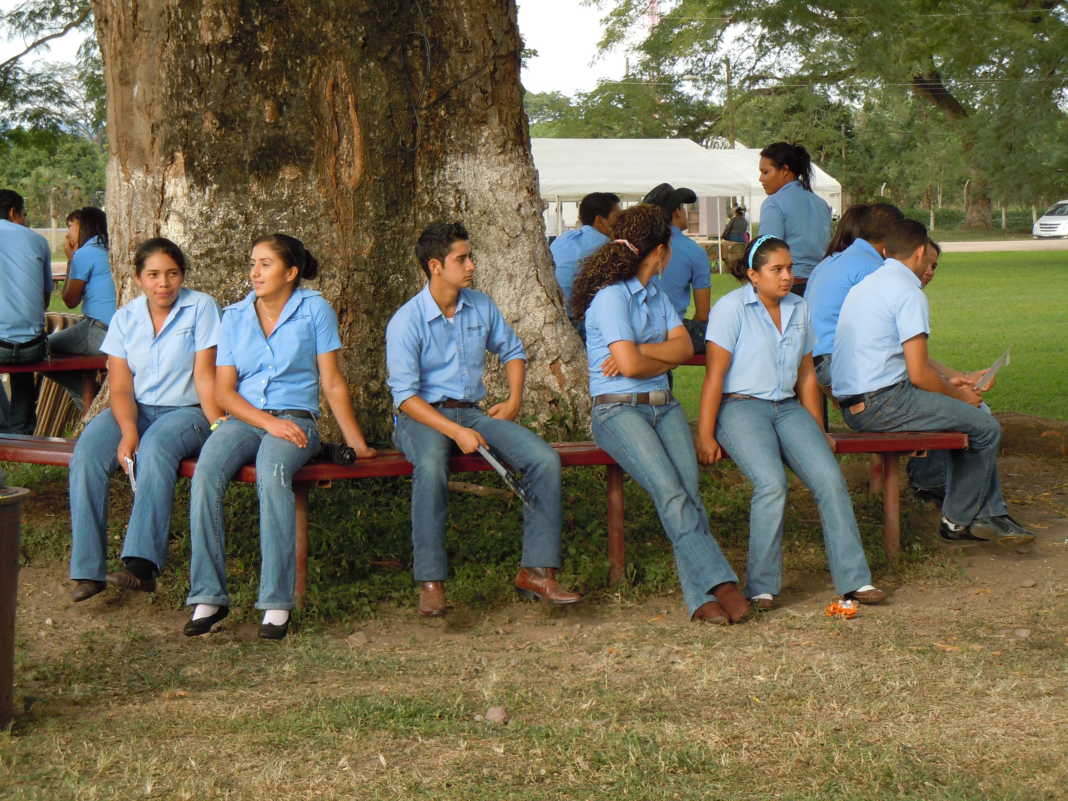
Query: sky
0 0 626 98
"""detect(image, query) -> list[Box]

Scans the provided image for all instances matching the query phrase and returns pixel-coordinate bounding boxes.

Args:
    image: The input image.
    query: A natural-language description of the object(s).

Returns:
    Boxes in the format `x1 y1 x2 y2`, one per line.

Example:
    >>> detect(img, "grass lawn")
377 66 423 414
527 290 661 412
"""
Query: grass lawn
672 250 1068 422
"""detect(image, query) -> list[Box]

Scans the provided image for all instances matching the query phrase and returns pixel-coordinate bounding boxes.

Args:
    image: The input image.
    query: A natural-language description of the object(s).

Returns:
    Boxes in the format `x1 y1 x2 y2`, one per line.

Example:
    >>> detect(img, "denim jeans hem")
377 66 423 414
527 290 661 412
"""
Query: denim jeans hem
186 594 229 607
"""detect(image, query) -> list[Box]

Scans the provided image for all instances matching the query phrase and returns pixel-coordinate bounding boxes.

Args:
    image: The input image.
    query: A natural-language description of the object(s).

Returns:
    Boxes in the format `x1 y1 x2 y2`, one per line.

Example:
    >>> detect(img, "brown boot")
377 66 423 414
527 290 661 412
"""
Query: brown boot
712 582 752 624
70 579 106 603
514 567 582 605
692 600 728 625
419 581 446 617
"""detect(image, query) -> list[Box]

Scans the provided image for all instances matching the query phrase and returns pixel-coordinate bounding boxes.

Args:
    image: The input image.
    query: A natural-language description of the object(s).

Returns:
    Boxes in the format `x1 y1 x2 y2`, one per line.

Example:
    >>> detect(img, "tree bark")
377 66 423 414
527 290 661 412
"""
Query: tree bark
91 0 588 441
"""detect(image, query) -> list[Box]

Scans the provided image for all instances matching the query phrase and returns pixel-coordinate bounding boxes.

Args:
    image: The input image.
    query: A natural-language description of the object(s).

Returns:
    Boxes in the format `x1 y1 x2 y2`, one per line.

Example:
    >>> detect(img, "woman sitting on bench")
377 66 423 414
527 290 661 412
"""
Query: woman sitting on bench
571 203 751 625
184 234 375 641
69 238 222 602
695 235 884 610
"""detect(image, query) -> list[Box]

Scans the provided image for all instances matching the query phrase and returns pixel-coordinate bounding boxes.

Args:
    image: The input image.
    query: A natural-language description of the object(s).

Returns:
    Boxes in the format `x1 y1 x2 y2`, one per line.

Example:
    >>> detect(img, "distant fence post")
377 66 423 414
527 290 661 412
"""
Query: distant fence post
0 487 29 730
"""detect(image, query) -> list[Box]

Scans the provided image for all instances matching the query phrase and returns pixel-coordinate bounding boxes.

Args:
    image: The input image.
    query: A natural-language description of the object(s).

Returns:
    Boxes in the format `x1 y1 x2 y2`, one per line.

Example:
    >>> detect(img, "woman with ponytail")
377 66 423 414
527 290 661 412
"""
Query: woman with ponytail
757 141 832 295
184 234 375 640
572 204 751 625
696 235 884 611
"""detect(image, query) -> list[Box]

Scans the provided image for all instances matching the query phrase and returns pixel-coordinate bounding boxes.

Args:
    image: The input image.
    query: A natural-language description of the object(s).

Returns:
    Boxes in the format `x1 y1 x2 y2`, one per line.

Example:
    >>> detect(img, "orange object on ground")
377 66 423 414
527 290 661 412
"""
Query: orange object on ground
825 599 859 619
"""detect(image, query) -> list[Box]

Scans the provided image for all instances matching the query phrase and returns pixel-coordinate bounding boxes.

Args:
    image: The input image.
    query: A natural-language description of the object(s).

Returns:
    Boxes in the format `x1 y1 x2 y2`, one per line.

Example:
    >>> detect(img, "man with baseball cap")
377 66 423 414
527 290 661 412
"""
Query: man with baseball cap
643 183 711 352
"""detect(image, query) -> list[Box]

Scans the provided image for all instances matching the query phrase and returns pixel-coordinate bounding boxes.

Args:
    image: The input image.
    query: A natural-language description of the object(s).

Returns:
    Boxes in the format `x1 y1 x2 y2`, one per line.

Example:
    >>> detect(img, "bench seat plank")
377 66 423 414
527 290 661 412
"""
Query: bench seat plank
0 356 108 374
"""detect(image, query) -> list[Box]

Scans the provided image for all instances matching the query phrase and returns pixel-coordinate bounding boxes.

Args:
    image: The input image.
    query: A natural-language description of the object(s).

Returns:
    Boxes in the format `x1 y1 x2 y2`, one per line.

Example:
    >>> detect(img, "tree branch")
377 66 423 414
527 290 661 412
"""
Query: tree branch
0 6 91 74
911 71 970 120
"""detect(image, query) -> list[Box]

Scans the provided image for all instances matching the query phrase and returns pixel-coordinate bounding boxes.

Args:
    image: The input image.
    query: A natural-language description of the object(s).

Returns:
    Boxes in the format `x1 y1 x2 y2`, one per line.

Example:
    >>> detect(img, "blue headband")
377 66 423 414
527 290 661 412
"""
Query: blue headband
747 234 776 269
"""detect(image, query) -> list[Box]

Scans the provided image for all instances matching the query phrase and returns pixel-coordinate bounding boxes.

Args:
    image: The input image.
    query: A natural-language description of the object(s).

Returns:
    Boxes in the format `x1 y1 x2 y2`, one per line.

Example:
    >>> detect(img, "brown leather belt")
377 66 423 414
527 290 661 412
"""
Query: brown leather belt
723 393 761 401
432 399 476 409
593 390 673 407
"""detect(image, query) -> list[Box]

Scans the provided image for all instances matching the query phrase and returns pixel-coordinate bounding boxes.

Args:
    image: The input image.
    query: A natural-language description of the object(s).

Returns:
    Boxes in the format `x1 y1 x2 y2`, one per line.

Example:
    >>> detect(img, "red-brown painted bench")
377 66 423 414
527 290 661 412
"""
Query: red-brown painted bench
0 355 108 410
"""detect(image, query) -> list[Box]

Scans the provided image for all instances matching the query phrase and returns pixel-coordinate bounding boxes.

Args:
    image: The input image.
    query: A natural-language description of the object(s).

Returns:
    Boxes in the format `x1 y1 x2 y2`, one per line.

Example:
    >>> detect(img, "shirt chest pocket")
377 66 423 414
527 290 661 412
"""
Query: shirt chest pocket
780 319 805 353
272 314 317 369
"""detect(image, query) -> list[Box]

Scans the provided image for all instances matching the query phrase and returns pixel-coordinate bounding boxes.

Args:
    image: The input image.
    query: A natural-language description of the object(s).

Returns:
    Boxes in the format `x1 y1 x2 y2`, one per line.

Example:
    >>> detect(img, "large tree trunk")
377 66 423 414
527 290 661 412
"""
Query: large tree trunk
91 0 588 441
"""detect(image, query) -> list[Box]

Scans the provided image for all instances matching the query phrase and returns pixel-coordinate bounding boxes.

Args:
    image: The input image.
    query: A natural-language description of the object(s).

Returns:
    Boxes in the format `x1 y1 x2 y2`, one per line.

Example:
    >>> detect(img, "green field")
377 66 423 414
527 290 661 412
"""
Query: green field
673 250 1068 422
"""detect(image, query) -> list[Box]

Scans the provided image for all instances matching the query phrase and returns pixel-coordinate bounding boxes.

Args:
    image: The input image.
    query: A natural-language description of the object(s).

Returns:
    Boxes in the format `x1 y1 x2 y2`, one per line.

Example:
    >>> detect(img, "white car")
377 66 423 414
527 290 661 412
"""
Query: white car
1033 200 1068 238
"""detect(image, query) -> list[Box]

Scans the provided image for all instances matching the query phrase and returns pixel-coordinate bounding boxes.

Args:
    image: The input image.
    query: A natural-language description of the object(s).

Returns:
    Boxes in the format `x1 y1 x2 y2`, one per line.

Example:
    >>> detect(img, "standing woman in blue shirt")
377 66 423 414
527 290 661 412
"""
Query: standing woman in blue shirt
757 142 832 296
49 207 118 406
68 238 221 603
695 235 884 610
572 204 751 625
185 234 376 640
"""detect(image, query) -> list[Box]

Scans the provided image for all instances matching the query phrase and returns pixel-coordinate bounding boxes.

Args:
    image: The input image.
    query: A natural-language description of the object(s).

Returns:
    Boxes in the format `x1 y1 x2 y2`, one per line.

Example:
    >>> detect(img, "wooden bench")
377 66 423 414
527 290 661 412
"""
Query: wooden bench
1 427 967 601
0 355 108 410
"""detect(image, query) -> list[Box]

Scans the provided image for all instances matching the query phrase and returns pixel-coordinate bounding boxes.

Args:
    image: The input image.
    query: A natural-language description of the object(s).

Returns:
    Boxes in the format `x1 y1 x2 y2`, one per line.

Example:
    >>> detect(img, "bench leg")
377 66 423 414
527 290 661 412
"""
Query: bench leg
881 453 901 559
295 484 309 607
607 464 625 583
80 373 97 412
868 453 884 494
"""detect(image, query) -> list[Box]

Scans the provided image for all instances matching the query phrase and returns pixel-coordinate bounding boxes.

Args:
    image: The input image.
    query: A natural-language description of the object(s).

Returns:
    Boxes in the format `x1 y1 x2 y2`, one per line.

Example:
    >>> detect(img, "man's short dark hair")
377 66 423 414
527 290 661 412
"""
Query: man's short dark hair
0 189 25 221
859 203 904 244
928 239 942 255
416 221 469 278
884 218 929 260
578 192 620 226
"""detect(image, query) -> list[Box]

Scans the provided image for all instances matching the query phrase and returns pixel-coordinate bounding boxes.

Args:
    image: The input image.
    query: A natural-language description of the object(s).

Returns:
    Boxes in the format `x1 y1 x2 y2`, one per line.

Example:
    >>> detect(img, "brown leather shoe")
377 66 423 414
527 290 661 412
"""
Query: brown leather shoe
106 568 156 593
752 596 776 611
419 581 446 617
846 586 887 605
70 579 106 603
514 567 582 605
712 582 752 623
692 600 728 624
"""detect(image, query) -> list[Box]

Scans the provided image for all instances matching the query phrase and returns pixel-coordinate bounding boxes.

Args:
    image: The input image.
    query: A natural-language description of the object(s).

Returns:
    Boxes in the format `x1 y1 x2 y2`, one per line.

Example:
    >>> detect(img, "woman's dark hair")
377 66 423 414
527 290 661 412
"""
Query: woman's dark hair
71 206 108 249
252 233 319 285
134 237 187 276
825 204 870 257
570 203 670 320
760 141 814 191
731 235 789 282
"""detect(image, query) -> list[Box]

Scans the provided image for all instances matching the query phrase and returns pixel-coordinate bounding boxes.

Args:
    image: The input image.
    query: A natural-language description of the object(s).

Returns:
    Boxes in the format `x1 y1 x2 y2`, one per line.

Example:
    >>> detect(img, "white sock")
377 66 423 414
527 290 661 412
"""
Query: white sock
942 515 966 532
854 585 877 593
192 603 220 621
262 609 290 626
751 593 773 601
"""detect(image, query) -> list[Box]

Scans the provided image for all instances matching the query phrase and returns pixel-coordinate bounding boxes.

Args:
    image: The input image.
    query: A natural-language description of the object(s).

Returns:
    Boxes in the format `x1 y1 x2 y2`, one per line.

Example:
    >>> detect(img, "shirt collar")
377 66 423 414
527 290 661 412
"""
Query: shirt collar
625 276 651 300
883 257 922 288
848 238 882 262
581 225 608 242
417 283 468 322
742 281 802 310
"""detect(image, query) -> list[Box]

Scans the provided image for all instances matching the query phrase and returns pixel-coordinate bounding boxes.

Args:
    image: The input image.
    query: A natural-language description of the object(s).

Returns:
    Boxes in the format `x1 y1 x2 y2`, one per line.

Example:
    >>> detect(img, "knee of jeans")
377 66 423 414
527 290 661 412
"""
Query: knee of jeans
410 453 449 484
751 474 788 502
526 445 561 476
257 460 295 491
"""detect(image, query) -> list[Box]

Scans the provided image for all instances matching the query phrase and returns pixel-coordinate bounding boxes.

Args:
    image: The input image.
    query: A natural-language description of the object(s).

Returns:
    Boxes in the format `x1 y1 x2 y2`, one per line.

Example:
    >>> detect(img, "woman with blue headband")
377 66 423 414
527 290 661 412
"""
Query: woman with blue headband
571 204 751 625
695 235 884 610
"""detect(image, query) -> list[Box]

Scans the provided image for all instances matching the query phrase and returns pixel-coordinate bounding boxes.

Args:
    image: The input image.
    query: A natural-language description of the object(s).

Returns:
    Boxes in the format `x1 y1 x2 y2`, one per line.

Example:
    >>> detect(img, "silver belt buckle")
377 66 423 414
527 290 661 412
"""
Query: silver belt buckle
649 390 669 406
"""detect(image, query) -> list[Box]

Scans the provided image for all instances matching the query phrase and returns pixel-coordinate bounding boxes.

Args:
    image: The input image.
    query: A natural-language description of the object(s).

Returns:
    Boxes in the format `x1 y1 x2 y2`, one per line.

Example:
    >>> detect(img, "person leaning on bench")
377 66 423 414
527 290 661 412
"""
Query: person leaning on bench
386 221 581 618
571 203 751 625
69 238 222 603
695 235 885 611
832 218 1036 547
0 189 52 435
185 234 376 640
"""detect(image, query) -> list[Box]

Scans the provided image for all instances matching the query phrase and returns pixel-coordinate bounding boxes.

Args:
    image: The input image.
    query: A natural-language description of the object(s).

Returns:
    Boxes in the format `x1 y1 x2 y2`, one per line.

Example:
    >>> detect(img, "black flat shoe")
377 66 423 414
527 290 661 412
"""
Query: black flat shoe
258 620 289 640
938 520 988 542
183 606 229 637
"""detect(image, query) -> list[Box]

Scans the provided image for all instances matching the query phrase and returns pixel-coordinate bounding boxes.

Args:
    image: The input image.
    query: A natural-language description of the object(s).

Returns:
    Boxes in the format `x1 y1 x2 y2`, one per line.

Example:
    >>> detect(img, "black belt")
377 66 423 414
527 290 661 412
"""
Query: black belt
0 332 46 350
432 399 476 409
593 390 673 407
264 409 315 420
837 381 904 410
813 354 827 368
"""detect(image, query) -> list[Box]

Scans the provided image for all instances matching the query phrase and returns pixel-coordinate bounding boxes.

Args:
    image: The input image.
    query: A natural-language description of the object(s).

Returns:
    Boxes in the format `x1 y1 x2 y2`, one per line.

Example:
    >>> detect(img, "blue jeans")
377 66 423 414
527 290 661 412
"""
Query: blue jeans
393 407 561 581
716 398 873 598
69 405 209 581
47 318 107 408
843 382 1002 525
906 402 1008 518
591 399 737 617
0 336 46 434
187 415 320 610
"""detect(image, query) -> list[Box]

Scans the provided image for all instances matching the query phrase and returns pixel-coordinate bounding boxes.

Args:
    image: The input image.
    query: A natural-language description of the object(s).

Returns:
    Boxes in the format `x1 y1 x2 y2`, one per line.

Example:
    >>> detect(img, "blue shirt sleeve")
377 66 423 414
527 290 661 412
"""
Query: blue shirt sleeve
100 309 127 359
386 307 423 408
690 244 711 290
37 237 53 294
216 310 237 367
802 303 816 355
895 289 930 343
310 297 342 354
705 295 742 353
759 197 785 239
591 288 635 345
194 295 222 351
68 247 94 282
483 298 526 363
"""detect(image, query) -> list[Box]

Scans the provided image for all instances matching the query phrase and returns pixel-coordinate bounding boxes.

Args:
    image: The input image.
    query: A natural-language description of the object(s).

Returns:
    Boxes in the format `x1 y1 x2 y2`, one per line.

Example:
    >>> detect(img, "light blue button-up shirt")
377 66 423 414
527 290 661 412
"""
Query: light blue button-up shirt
831 258 929 398
550 225 609 307
386 284 526 408
68 236 116 324
759 181 832 280
585 277 681 397
804 238 884 357
217 288 342 414
657 226 711 316
0 219 52 342
706 284 815 401
101 288 221 407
